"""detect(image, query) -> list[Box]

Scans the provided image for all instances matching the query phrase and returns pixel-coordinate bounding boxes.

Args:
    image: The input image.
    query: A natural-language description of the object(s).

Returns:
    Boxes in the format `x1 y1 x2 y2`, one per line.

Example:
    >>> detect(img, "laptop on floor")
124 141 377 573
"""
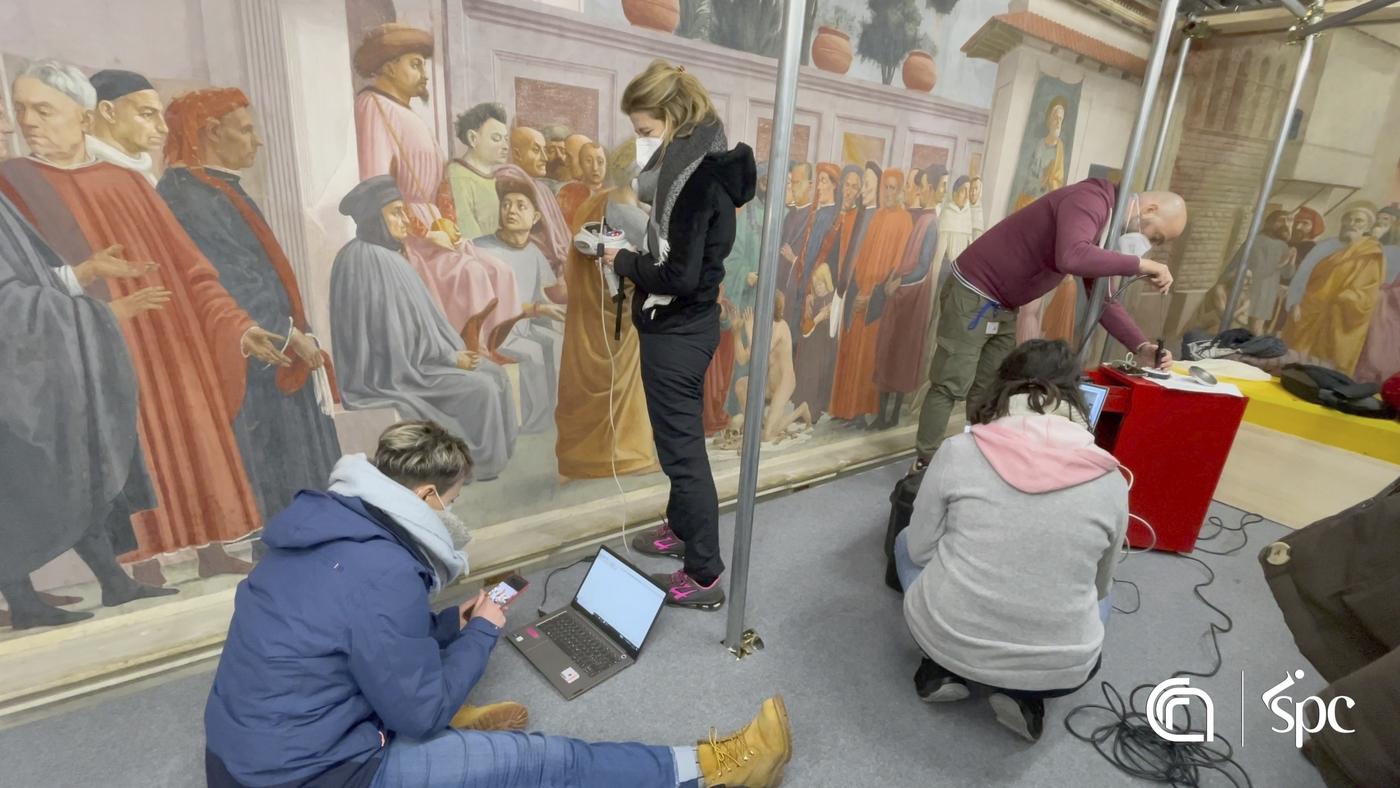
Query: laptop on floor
508 546 667 700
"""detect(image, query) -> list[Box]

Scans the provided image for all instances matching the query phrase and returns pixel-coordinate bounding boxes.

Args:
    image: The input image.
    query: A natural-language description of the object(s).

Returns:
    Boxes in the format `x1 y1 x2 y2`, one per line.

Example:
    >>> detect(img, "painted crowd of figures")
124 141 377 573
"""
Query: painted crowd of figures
7 19 1389 632
0 21 985 630
1193 201 1400 383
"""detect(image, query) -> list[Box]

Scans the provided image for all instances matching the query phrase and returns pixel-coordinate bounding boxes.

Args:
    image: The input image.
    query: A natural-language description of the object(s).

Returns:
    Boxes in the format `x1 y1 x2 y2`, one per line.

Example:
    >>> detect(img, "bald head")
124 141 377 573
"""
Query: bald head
1136 191 1186 246
510 126 547 178
564 133 592 180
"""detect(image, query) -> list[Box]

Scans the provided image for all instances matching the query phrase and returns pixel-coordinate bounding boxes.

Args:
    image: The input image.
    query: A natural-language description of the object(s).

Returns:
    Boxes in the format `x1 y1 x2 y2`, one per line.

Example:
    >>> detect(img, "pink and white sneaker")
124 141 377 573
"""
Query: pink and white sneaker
649 569 725 610
631 520 686 559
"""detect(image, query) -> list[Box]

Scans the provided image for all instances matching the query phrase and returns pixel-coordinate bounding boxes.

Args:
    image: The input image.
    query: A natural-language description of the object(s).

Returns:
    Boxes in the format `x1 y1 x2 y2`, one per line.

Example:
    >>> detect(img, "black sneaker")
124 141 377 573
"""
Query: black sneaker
989 692 1045 742
631 520 685 559
914 658 971 702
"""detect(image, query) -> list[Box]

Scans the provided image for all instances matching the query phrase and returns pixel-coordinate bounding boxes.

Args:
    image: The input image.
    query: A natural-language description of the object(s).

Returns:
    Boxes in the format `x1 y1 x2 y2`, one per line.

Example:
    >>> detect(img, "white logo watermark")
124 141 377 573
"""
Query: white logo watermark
1145 671 1354 747
1147 677 1214 743
1263 670 1355 748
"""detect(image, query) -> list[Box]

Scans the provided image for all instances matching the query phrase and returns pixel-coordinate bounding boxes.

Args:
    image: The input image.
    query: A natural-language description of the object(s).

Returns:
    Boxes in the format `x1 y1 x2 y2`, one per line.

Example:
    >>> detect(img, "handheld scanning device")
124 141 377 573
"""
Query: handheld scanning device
573 219 630 340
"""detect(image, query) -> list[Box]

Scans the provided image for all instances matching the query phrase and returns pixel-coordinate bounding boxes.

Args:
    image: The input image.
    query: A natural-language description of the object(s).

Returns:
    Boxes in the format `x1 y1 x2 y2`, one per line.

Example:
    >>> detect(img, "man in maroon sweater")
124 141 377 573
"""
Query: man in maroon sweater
913 178 1186 467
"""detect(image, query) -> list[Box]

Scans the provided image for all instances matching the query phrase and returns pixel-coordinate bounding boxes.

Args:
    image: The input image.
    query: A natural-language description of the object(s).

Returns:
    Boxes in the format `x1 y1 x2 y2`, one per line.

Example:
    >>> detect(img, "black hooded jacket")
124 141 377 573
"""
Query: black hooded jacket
614 143 757 334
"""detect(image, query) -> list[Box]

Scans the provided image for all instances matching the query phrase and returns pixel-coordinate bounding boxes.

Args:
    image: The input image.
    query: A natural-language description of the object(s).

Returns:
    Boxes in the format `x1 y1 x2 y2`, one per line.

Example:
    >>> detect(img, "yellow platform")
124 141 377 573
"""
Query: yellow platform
1233 377 1400 465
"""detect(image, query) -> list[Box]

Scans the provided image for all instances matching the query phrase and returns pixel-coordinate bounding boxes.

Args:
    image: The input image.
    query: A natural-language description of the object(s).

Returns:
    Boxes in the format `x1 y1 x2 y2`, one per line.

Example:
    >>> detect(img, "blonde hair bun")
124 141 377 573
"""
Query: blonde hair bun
621 59 718 140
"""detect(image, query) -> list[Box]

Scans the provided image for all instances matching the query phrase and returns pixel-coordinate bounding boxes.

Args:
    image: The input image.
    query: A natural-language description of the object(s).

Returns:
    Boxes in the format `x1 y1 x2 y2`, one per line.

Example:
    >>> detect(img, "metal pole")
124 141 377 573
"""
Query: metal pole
724 0 806 658
1144 33 1194 191
1075 0 1182 368
1100 24 1196 363
1220 30 1316 333
1291 0 1396 38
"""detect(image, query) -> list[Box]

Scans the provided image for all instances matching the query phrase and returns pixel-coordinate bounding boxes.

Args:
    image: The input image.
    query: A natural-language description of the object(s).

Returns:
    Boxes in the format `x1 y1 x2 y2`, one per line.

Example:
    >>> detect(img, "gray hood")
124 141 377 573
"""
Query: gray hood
327 453 467 591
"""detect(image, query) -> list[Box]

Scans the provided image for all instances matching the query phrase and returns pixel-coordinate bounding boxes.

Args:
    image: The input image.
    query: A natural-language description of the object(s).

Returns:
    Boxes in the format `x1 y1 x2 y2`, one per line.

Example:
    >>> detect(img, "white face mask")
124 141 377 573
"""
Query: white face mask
430 489 472 546
1116 194 1153 257
1117 232 1153 258
635 136 663 171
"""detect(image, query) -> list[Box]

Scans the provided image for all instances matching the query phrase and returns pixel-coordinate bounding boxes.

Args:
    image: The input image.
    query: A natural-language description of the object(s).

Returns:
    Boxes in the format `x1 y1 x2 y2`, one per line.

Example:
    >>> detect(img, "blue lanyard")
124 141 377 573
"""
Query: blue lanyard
967 299 1001 331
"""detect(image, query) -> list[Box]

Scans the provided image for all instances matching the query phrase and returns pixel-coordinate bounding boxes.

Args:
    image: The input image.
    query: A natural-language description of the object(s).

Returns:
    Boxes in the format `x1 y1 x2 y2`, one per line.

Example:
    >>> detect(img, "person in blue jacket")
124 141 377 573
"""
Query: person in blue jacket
204 419 792 788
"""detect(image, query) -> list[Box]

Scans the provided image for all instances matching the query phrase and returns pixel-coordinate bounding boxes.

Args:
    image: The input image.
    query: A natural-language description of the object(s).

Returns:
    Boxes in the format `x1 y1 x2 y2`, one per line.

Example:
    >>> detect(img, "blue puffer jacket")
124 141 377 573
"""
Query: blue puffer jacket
204 476 499 787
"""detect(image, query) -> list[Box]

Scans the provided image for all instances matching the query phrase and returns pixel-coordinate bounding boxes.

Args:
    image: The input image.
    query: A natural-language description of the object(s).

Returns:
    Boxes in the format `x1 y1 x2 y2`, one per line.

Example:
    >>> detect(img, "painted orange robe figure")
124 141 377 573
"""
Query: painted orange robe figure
1 157 265 559
555 191 657 478
828 170 914 420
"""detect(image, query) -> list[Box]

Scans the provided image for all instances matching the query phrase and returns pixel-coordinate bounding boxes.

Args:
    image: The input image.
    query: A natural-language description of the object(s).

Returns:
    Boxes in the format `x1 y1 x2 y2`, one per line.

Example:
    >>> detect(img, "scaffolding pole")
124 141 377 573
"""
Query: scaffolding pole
1075 0 1183 368
1101 21 1199 363
1144 28 1196 191
723 0 806 659
1220 27 1317 333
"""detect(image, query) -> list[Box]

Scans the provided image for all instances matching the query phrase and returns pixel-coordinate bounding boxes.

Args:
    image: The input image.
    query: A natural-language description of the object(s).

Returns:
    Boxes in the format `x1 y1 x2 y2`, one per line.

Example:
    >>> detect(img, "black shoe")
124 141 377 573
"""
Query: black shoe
989 692 1045 742
884 557 903 592
914 658 971 703
10 603 94 630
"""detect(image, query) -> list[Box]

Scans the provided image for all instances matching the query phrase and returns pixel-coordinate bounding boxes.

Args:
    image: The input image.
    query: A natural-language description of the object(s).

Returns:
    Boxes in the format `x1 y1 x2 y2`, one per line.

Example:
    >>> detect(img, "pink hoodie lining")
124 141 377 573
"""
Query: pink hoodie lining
970 414 1120 494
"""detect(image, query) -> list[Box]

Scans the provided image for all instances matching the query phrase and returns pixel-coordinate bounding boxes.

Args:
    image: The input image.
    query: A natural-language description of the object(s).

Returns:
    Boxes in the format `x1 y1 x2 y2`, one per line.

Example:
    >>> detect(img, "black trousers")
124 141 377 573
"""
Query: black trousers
638 325 723 586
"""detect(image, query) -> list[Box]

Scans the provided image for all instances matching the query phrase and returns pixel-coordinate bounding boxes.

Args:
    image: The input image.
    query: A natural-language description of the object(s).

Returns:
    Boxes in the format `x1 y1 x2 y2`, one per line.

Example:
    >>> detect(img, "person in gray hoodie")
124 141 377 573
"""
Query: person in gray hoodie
893 339 1128 742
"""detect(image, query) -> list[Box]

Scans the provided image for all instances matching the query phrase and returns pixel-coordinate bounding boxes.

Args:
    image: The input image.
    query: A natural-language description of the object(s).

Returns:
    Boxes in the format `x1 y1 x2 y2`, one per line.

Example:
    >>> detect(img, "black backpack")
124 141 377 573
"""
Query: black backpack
884 469 924 591
1279 364 1396 419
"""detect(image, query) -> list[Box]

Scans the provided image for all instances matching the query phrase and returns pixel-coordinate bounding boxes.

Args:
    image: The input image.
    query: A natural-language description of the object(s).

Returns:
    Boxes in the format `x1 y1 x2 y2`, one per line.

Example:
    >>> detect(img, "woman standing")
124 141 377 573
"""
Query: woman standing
602 60 756 610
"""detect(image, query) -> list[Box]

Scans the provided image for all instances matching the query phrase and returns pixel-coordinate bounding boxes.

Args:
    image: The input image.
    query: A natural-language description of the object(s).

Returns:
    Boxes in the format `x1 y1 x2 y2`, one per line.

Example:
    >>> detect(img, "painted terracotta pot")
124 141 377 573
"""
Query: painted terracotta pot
812 26 853 75
902 50 937 92
622 0 679 34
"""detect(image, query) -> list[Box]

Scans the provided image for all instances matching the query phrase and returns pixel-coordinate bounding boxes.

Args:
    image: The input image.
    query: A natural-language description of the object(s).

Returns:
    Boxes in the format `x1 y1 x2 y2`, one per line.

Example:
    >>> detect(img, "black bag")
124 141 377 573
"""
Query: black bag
1280 364 1395 419
885 469 923 591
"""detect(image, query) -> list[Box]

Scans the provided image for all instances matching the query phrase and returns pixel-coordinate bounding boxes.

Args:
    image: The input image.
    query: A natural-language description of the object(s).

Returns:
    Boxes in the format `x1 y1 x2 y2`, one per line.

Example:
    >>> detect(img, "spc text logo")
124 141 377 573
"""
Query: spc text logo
1263 670 1354 748
1145 672 1355 747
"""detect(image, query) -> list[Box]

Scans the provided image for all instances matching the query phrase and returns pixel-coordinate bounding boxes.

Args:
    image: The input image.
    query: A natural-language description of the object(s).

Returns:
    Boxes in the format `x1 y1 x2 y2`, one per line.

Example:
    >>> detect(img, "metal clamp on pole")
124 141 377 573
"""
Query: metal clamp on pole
1220 15 1319 333
1290 0 1396 39
723 0 806 660
1075 0 1182 368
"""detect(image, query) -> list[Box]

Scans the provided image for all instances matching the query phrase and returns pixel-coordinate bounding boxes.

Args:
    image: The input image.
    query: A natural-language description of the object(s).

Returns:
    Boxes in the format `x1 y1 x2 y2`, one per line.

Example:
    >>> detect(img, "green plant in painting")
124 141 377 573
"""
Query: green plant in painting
858 0 929 85
822 6 858 36
676 0 714 40
710 0 821 64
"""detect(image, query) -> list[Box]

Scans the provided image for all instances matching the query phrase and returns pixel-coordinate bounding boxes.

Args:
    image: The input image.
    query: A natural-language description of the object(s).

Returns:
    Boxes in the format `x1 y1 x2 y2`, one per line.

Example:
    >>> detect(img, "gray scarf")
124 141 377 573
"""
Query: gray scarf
636 118 728 265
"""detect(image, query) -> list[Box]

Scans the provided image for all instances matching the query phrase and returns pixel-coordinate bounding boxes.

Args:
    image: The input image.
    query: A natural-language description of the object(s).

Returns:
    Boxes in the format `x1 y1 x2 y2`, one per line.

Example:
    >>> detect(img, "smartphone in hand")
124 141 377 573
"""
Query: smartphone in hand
486 574 529 608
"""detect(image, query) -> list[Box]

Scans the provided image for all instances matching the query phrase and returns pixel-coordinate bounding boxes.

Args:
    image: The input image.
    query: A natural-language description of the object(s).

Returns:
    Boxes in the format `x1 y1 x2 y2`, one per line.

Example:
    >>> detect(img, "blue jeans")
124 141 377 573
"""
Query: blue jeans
892 529 1113 623
370 729 694 788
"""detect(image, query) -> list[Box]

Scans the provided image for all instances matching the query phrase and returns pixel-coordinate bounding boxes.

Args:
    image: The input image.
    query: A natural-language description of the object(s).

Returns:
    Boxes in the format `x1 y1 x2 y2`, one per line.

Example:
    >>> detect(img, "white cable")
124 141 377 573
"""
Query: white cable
1117 464 1158 558
599 252 632 556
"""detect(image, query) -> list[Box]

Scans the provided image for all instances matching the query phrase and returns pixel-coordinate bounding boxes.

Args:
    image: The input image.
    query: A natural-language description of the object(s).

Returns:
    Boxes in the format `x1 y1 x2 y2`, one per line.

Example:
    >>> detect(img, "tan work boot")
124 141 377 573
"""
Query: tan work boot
697 696 792 787
450 701 529 731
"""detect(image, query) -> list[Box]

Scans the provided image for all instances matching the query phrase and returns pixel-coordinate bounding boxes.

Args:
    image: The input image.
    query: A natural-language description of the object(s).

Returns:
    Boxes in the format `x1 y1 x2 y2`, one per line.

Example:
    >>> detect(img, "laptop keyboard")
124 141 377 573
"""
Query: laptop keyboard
540 615 622 676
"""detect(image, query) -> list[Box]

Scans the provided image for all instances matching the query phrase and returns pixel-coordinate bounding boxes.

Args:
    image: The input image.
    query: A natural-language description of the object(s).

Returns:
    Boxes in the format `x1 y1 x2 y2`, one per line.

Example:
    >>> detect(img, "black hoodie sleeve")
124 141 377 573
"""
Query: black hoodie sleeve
613 177 720 298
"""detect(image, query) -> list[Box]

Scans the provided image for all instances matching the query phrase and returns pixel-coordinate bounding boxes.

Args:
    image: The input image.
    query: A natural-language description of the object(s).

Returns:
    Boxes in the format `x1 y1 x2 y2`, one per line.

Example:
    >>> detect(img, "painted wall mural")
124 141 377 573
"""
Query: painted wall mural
1156 33 1400 386
0 0 1003 638
1 0 1392 649
1008 71 1082 344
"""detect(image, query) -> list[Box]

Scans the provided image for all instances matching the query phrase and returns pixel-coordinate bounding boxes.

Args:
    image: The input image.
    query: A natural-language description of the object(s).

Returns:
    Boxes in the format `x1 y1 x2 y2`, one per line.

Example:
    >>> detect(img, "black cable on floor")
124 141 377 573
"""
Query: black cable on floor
1065 682 1252 788
1194 512 1263 557
1111 579 1141 615
1065 510 1261 787
536 557 594 618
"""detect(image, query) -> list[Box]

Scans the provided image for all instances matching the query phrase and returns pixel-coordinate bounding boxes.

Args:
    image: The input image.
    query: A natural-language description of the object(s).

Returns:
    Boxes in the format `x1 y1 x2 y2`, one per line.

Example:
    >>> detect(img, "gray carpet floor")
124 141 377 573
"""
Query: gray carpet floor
0 462 1326 787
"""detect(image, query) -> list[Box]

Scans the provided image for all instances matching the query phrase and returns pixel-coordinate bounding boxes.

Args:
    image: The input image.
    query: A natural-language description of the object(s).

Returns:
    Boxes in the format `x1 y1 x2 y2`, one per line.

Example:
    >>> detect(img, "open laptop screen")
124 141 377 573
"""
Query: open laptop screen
574 548 667 653
1079 382 1109 429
